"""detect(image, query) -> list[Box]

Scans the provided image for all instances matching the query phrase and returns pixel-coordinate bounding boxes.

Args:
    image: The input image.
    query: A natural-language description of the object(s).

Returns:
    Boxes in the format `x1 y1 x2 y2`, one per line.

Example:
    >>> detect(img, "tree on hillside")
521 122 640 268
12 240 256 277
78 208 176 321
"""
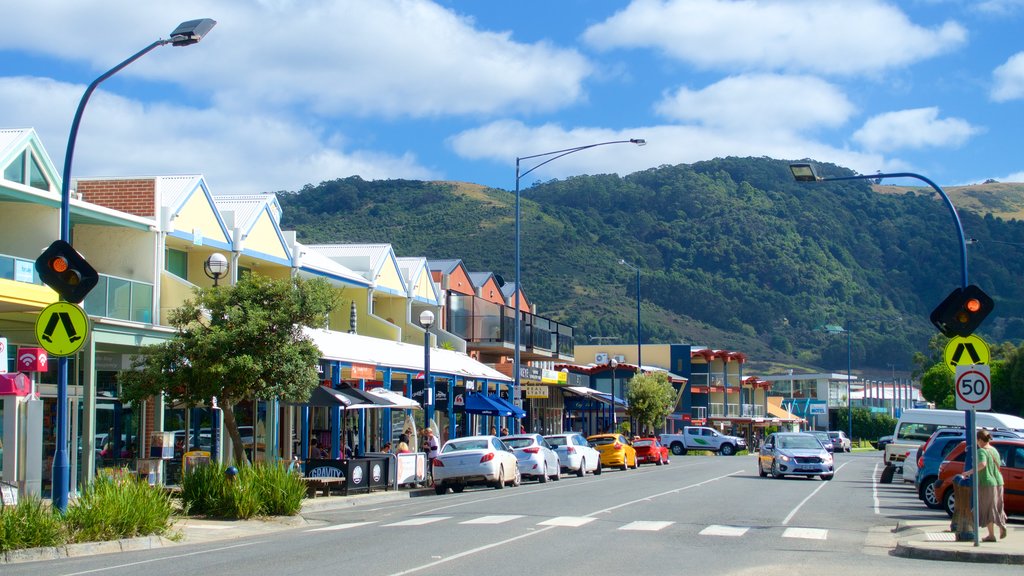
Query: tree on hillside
118 274 337 465
625 372 677 435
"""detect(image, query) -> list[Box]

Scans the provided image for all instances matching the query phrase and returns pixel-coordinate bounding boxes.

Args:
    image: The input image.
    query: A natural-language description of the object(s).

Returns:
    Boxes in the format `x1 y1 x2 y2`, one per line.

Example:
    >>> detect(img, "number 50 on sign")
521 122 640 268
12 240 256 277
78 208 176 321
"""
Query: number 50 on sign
955 365 991 410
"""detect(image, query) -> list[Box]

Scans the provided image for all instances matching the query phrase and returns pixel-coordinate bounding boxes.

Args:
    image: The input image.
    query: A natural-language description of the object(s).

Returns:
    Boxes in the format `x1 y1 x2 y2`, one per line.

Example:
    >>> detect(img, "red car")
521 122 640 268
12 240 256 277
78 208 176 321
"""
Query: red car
934 438 1024 517
633 437 670 466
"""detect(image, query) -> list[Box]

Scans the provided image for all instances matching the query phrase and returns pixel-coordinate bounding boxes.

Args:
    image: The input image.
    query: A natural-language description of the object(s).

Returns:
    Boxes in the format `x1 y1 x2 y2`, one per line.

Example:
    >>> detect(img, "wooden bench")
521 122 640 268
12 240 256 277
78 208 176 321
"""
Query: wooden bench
302 476 345 498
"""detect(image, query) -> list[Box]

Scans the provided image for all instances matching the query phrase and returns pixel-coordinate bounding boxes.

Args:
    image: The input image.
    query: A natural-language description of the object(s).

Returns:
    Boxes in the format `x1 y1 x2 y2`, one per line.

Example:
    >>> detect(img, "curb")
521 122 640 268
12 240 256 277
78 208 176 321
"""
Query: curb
3 534 171 565
893 541 1024 565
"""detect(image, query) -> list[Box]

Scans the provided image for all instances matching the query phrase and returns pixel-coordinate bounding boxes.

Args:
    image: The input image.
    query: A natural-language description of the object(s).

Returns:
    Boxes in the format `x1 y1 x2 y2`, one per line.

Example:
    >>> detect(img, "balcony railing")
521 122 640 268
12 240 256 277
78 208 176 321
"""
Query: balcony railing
0 252 41 284
448 294 574 357
83 274 154 323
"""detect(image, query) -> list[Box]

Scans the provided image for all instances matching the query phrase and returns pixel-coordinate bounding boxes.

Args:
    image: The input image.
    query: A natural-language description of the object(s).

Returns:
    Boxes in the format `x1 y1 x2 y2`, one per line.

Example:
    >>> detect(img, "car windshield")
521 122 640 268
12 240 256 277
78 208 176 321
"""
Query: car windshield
503 437 535 449
545 436 567 447
778 435 824 450
442 439 489 452
633 440 653 447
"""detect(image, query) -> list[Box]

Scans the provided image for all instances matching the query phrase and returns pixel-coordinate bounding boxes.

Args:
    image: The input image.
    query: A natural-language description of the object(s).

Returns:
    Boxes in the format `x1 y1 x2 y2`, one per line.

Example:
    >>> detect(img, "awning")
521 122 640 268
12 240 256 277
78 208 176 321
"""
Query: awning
463 394 520 417
296 385 392 409
563 386 627 408
365 387 421 410
488 395 526 419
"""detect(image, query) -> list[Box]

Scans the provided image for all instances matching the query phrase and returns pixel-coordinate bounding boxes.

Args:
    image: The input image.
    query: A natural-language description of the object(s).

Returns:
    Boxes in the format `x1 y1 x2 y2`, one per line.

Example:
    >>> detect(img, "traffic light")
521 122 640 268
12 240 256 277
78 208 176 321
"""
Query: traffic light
930 284 994 337
35 240 99 304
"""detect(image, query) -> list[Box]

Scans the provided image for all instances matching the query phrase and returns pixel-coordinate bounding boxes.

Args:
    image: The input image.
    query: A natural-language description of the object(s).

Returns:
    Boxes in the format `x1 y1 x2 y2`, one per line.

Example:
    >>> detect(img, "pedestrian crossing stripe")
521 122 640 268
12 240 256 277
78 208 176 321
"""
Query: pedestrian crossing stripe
537 516 596 527
782 527 828 540
385 516 451 527
620 521 674 531
309 521 377 532
699 525 748 537
460 515 523 525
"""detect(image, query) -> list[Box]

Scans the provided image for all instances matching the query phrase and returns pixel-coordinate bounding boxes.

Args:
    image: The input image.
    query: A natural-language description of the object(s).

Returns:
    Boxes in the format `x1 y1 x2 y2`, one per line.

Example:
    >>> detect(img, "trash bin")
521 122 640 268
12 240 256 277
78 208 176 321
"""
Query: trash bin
952 477 975 541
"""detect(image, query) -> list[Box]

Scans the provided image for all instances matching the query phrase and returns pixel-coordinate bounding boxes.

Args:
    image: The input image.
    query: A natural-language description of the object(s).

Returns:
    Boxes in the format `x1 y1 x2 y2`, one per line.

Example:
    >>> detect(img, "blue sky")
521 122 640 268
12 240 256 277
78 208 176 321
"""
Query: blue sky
2 0 1024 195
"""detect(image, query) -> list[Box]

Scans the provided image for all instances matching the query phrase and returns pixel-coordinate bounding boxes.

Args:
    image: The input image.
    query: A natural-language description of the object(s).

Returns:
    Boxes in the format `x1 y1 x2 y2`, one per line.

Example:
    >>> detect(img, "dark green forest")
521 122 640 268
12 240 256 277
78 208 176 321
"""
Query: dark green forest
275 157 1024 376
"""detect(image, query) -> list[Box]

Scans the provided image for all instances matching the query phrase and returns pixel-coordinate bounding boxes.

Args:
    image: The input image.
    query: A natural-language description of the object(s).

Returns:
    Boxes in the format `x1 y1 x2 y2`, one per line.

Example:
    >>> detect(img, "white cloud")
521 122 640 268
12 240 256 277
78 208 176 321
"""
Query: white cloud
0 77 437 195
0 0 592 118
655 74 855 131
852 107 979 152
992 52 1024 102
449 119 893 184
582 0 967 75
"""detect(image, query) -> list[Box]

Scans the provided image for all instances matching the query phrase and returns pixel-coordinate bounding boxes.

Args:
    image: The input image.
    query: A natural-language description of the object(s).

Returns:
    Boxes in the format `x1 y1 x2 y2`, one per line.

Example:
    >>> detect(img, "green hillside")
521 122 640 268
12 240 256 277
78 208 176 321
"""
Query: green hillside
276 158 1024 375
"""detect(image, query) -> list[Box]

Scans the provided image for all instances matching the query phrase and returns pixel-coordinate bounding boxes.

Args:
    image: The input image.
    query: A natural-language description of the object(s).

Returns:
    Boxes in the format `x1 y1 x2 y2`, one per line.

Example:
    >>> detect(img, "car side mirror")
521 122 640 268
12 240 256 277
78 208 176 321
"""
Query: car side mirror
763 444 773 450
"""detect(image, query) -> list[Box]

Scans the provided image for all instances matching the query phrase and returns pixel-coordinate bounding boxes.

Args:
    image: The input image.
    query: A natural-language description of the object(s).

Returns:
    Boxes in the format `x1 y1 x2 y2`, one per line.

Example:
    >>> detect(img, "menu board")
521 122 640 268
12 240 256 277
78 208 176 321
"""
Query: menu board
0 482 17 506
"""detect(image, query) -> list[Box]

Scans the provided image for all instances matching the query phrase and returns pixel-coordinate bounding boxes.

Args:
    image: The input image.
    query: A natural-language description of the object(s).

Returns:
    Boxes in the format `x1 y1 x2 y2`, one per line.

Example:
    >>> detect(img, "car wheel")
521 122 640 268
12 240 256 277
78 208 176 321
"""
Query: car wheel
434 483 448 495
595 461 602 475
620 458 629 471
451 484 465 493
821 474 833 481
655 455 663 466
671 443 686 456
943 488 955 518
758 461 768 477
552 467 560 481
720 444 735 456
539 464 549 483
494 465 505 490
576 459 586 477
921 477 941 509
771 460 784 479
511 466 521 487
880 464 896 484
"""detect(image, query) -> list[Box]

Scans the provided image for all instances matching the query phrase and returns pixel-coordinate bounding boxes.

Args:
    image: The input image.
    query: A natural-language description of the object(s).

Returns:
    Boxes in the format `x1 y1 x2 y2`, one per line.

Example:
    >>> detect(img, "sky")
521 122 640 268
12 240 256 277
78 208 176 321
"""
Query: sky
2 0 1024 195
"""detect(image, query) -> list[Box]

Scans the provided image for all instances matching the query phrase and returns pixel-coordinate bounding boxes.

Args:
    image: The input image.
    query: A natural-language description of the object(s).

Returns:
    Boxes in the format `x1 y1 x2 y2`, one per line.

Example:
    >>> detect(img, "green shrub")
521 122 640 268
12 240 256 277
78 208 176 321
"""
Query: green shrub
64 474 175 542
180 463 225 517
181 462 305 520
252 463 306 516
0 496 66 552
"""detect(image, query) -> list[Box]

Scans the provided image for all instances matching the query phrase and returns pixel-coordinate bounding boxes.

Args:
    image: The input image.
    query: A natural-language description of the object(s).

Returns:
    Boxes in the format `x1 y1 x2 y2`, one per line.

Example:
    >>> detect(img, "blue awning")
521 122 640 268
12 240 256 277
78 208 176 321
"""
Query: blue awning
463 394 525 418
489 395 526 419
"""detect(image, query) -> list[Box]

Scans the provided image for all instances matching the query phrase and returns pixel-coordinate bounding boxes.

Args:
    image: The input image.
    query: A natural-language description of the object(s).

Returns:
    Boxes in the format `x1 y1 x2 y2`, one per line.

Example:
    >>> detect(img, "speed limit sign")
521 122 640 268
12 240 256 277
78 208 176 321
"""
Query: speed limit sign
955 365 991 410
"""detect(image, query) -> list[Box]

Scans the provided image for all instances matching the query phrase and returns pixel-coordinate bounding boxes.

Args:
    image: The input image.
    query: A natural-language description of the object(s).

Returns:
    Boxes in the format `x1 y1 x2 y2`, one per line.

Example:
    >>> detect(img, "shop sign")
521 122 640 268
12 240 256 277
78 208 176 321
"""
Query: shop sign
350 363 376 380
519 365 543 383
541 369 563 384
525 385 549 399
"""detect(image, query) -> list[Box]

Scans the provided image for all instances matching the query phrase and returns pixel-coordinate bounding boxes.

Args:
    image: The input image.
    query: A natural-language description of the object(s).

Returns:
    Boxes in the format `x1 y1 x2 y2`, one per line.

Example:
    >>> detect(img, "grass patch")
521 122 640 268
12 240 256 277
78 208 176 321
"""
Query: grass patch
64 474 176 542
181 462 306 520
0 496 66 553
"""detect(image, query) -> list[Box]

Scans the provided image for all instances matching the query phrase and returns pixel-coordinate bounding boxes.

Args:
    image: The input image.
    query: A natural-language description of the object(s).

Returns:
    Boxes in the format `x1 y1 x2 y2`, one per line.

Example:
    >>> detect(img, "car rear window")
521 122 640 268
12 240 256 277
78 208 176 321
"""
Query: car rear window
545 436 567 447
633 440 653 447
443 439 489 452
503 438 534 448
590 437 615 446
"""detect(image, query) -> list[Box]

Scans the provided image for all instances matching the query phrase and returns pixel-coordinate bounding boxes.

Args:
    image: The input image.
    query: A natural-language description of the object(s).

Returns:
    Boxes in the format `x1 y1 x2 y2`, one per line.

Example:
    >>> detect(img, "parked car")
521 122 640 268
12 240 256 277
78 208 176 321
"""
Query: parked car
658 426 746 456
544 433 602 476
916 428 1022 509
810 431 834 453
432 435 520 495
872 435 893 451
587 433 638 471
901 447 919 484
934 438 1024 517
501 433 561 483
828 431 852 452
758 432 834 480
633 437 670 465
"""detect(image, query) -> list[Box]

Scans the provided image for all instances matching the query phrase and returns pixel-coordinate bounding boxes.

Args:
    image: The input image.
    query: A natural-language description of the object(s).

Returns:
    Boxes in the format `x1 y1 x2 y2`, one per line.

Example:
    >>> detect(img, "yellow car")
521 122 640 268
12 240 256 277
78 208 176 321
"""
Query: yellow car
586 433 638 471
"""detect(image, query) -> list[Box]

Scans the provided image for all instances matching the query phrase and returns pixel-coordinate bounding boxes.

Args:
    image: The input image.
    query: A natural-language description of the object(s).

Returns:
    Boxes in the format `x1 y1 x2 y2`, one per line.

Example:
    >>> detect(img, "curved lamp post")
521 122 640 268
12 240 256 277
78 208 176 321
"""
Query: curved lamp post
204 252 229 286
618 259 642 370
513 138 646 428
52 18 216 512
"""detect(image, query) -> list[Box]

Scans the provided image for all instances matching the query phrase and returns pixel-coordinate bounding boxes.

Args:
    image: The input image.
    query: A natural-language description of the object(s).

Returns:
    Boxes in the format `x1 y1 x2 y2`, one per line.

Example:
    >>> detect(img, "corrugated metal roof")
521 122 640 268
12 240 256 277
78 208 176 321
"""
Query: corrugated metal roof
305 243 392 277
213 193 282 230
427 258 462 274
156 175 204 213
467 272 493 288
295 244 372 286
0 129 30 163
395 257 425 284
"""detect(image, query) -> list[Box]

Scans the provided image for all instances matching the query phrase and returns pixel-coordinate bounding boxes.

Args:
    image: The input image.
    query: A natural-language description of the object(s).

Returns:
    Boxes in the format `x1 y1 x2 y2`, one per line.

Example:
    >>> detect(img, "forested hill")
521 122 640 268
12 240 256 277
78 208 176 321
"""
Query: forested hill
276 157 1024 374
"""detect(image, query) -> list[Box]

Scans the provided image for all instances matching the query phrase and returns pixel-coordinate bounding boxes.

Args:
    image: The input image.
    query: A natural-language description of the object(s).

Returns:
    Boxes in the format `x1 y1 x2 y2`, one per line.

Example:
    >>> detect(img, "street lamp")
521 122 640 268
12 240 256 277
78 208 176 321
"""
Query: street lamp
609 358 619 430
52 18 216 512
204 252 229 287
514 138 646 426
618 259 642 370
419 310 435 430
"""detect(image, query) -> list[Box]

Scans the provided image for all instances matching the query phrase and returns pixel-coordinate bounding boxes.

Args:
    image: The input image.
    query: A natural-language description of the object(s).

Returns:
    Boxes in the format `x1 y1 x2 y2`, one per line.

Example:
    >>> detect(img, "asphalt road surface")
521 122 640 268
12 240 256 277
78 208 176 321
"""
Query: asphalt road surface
8 451 1022 575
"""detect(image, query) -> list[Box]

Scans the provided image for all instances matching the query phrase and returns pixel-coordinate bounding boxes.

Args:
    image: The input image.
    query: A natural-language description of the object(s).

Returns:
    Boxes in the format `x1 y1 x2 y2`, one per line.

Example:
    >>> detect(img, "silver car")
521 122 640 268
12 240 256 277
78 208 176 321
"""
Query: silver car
758 432 835 481
432 435 521 494
502 434 561 483
544 433 603 477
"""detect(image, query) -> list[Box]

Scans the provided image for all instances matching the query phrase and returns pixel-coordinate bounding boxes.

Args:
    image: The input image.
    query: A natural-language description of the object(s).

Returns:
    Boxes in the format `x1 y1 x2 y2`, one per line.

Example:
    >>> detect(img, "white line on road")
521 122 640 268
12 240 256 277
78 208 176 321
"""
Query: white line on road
385 516 451 527
872 461 880 514
387 526 558 576
782 527 828 540
587 470 744 517
700 525 749 537
57 541 264 576
537 516 596 527
781 461 850 525
460 515 523 525
307 521 377 532
619 520 674 531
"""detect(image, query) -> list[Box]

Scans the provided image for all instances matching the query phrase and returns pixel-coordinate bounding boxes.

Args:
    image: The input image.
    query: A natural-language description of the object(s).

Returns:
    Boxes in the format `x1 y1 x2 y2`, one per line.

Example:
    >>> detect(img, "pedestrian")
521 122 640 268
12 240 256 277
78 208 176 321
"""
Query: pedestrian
310 438 327 459
500 426 509 436
959 429 1007 541
422 428 439 485
490 426 497 436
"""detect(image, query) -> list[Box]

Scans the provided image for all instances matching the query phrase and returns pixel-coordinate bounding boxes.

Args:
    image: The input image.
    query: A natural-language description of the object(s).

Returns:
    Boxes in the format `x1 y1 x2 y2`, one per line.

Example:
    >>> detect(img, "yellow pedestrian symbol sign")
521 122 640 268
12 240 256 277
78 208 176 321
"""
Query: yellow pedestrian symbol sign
35 302 89 357
943 334 990 374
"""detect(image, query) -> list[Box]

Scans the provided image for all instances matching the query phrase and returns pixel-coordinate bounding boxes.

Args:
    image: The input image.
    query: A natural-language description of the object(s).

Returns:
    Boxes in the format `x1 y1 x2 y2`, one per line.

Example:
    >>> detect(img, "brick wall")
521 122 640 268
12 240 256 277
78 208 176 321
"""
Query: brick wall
77 179 156 217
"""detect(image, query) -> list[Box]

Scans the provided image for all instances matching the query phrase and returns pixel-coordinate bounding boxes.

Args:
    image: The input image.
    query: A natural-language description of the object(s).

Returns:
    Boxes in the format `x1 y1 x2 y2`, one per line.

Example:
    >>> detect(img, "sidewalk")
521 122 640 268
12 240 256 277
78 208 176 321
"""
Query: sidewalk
893 520 1024 564
1 486 432 564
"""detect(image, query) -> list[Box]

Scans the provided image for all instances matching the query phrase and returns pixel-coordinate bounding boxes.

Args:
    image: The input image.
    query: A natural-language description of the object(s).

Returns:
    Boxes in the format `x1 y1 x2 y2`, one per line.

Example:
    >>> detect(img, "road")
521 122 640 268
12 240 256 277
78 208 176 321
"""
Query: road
7 451 1022 575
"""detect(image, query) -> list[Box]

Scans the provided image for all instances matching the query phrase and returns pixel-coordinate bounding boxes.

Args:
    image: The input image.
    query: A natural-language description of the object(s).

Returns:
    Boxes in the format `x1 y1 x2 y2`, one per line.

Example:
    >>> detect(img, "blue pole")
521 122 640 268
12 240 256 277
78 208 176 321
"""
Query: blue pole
847 325 853 441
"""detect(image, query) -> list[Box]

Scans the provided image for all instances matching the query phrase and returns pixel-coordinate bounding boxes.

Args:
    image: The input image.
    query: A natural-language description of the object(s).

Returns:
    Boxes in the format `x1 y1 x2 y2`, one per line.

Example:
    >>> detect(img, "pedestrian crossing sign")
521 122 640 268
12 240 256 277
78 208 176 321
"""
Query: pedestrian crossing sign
35 301 89 356
943 334 990 374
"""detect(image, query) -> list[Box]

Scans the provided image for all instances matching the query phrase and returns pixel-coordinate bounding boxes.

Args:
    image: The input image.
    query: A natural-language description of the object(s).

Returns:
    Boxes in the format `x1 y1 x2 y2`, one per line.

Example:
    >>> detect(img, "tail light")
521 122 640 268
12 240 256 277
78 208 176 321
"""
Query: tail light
566 446 576 454
432 458 444 467
917 453 924 468
523 447 541 454
480 453 495 463
613 442 622 450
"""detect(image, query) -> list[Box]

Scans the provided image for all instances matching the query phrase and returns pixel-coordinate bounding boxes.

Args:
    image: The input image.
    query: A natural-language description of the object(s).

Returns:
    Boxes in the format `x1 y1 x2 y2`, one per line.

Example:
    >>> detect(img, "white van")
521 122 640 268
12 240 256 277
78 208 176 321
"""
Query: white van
881 408 1024 479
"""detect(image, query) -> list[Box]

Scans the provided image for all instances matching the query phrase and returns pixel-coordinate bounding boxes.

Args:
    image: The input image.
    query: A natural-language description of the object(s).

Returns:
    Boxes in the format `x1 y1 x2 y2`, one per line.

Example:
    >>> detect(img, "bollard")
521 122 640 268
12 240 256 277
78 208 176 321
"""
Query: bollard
951 475 975 541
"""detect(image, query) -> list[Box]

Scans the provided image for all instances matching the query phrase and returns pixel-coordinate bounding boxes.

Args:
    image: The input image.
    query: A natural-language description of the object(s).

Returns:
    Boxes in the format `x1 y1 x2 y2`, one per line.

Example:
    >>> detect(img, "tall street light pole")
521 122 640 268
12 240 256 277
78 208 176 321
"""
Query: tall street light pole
419 310 435 432
52 18 216 512
513 138 645 426
619 259 642 370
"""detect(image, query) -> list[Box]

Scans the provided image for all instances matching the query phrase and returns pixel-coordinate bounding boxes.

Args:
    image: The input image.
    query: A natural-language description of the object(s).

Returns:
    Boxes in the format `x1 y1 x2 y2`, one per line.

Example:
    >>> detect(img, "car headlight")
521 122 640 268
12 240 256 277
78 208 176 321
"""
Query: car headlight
824 454 833 464
779 454 791 462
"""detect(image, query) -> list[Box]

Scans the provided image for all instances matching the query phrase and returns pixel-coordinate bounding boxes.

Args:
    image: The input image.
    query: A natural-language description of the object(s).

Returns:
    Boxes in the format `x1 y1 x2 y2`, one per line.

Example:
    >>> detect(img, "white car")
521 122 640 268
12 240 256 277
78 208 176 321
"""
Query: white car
501 433 561 483
432 435 521 494
827 430 852 452
544 433 603 477
900 447 919 484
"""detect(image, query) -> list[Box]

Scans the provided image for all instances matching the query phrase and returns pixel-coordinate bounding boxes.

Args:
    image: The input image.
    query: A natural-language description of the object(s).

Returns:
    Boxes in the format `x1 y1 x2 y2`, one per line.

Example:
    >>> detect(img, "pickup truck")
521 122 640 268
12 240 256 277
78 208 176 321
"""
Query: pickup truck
658 426 746 456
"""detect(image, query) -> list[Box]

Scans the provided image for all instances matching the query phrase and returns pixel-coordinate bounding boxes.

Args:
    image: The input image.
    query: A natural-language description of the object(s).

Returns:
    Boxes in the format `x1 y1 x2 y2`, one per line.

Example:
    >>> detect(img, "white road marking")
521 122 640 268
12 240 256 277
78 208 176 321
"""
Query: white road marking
307 521 376 532
782 527 828 540
619 520 674 531
872 461 880 514
387 526 558 576
460 515 523 524
537 516 596 527
781 461 850 525
57 542 263 576
700 525 749 537
385 516 451 527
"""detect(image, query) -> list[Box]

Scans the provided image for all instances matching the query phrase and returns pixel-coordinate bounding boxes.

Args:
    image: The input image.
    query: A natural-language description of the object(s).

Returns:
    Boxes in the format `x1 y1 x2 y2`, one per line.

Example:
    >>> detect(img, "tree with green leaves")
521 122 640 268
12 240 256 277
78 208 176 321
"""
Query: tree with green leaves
920 363 955 409
119 274 337 465
625 372 677 435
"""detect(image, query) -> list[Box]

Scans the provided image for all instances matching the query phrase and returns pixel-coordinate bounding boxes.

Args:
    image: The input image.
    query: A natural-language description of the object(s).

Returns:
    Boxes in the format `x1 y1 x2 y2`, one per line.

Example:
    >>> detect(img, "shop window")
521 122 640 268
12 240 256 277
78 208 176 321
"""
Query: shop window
165 248 188 279
29 154 49 190
3 151 25 183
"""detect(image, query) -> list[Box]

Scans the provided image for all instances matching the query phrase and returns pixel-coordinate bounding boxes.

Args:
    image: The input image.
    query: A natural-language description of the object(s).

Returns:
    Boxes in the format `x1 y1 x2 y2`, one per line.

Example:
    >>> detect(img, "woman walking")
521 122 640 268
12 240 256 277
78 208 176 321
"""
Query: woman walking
960 429 1008 542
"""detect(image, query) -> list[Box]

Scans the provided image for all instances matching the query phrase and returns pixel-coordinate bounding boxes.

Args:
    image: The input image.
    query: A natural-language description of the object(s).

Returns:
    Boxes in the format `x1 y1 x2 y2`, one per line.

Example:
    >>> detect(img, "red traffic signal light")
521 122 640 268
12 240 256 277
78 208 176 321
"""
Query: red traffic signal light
35 240 99 304
930 284 994 337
